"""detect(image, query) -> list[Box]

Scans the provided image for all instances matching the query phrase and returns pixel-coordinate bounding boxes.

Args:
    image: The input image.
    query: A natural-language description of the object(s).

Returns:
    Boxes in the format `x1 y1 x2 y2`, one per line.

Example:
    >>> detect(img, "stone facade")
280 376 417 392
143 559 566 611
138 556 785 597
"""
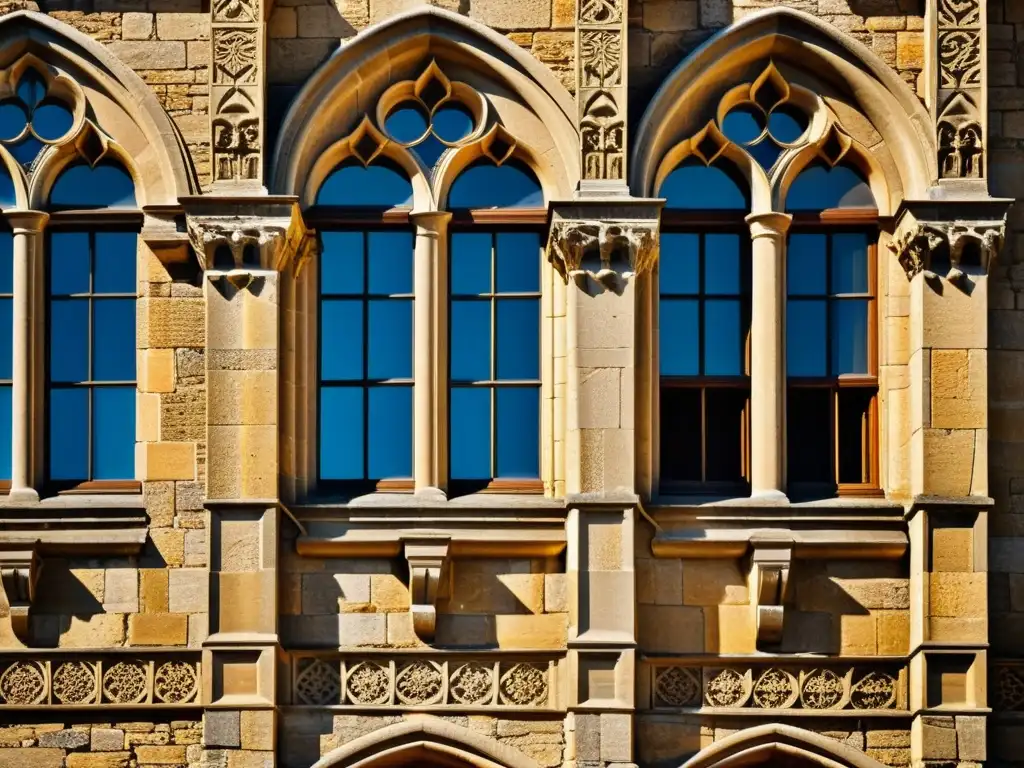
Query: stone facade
0 0 1015 768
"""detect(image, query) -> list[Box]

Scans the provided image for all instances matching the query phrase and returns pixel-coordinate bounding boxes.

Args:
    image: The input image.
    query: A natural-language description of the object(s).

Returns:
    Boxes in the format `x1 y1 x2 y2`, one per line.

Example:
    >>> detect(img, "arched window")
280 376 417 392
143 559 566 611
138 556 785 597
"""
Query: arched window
46 161 138 488
658 160 751 493
312 160 414 489
447 159 543 491
785 162 878 496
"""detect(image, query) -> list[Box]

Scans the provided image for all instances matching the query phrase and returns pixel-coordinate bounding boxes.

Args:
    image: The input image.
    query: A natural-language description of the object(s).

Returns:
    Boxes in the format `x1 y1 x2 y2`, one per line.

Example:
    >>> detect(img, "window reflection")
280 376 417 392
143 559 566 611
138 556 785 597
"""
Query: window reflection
786 163 874 211
660 162 748 210
317 161 413 208
50 163 137 209
448 160 543 208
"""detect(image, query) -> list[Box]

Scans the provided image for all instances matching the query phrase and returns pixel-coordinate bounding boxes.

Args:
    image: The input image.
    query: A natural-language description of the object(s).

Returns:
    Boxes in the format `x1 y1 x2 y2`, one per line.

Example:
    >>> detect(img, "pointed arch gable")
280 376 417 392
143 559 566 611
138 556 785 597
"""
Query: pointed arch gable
682 724 890 768
311 718 540 768
270 6 579 205
0 10 197 206
632 7 934 209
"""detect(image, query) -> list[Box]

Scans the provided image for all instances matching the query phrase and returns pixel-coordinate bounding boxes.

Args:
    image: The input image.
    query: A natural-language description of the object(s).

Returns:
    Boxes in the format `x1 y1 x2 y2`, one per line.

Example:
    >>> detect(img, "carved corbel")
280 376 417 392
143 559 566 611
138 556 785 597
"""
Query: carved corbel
547 219 660 287
404 539 450 643
750 537 792 650
0 547 39 648
889 215 1006 285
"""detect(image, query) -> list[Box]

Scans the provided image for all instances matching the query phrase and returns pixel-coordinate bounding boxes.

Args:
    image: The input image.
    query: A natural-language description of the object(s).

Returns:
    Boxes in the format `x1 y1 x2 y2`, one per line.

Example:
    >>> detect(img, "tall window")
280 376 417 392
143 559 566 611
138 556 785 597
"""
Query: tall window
785 163 879 497
0 228 12 485
312 160 415 490
447 160 544 492
46 162 138 489
658 161 751 493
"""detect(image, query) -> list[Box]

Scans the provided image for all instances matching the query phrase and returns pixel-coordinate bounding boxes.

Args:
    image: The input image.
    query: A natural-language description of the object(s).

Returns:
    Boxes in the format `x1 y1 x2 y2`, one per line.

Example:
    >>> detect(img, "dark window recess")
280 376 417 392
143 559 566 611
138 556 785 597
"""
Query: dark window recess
837 388 873 485
787 387 832 487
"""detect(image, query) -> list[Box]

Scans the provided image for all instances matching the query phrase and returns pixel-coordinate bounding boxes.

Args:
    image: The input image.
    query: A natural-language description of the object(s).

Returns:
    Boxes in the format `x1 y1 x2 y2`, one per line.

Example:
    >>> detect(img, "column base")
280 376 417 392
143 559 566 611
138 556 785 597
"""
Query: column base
8 487 39 504
749 489 789 504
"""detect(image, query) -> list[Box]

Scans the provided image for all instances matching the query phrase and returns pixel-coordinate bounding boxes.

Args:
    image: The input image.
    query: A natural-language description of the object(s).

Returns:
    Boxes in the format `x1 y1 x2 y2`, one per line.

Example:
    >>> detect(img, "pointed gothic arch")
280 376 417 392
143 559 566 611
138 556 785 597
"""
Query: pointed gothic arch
683 724 891 768
0 11 197 207
270 6 579 208
631 6 934 211
310 718 540 768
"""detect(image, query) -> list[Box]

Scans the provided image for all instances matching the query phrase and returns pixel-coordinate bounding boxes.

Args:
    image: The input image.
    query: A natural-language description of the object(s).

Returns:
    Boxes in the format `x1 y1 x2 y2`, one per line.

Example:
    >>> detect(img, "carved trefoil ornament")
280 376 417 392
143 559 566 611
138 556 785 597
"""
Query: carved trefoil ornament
933 0 985 180
577 0 626 187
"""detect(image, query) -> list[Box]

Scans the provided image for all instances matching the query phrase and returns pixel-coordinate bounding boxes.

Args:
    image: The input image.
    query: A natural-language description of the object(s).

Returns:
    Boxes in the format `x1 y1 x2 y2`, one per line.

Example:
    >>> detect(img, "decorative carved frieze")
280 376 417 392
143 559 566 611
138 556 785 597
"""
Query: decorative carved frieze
933 0 985 180
403 539 450 644
291 654 557 709
992 662 1024 711
647 663 905 712
0 654 199 707
577 0 626 189
0 548 38 648
210 0 263 187
890 202 1007 282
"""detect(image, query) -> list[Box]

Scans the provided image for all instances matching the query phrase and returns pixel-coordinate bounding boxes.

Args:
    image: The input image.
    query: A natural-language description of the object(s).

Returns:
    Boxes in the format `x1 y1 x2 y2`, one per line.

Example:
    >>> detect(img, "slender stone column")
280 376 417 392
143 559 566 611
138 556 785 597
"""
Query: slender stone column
410 211 451 495
5 211 47 502
745 212 791 500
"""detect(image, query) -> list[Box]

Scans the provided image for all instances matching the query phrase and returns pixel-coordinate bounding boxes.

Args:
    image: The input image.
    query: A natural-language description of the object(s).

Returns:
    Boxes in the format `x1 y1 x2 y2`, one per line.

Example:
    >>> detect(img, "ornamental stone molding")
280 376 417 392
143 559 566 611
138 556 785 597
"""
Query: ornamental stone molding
403 539 450 644
749 536 792 650
577 0 627 193
0 547 37 648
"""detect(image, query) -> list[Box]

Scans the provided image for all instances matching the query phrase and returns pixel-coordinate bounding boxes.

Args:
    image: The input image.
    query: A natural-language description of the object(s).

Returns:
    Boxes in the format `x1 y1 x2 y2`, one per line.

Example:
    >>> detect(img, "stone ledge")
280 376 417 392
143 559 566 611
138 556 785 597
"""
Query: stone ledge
0 502 148 556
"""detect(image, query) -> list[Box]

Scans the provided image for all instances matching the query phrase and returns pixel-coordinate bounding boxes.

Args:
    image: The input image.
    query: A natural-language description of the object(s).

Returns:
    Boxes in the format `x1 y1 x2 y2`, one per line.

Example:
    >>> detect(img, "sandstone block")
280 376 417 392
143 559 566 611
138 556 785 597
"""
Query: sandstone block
704 605 755 653
495 614 567 649
128 614 188 646
169 568 208 613
217 571 275 635
682 560 748 606
139 349 175 393
0 750 64 768
919 428 976 497
469 0 550 28
67 754 131 768
38 729 89 749
156 13 207 39
956 715 986 761
929 572 986 618
637 558 682 605
638 605 704 653
876 611 909 655
106 42 186 70
338 613 386 646
134 745 188 764
866 730 910 748
60 613 126 648
122 12 153 40
227 751 275 768
204 710 240 748
896 31 924 69
141 568 169 613
386 611 422 647
90 729 125 752
931 526 974 572
644 0 698 31
137 442 196 482
448 559 529 614
138 297 205 348
150 528 186 567
840 614 877 655
240 711 274 751
137 393 160 443
916 719 956 759
434 614 495 646
370 574 410 612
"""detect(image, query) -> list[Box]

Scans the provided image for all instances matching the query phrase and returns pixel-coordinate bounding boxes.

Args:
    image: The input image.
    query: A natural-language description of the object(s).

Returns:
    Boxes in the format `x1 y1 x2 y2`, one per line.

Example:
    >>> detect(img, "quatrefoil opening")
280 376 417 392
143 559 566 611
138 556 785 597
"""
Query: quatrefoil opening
0 67 75 167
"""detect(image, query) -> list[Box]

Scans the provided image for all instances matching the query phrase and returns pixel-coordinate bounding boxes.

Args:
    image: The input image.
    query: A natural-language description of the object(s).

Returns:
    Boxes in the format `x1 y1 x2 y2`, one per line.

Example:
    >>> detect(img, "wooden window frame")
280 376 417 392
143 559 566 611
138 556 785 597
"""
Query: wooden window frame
307 207 416 495
786 208 882 499
447 208 546 495
658 211 752 497
45 210 144 495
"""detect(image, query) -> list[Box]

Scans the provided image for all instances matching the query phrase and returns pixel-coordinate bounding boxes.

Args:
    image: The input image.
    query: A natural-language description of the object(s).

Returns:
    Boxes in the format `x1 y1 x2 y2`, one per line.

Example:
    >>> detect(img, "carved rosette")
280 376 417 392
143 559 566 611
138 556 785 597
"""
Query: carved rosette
211 0 262 187
577 0 626 186
934 0 985 180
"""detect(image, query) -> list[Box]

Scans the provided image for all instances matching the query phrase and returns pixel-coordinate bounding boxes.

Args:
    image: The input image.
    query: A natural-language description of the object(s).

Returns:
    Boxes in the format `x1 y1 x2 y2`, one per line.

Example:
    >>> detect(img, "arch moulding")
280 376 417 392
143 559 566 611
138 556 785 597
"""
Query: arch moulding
682 724 891 768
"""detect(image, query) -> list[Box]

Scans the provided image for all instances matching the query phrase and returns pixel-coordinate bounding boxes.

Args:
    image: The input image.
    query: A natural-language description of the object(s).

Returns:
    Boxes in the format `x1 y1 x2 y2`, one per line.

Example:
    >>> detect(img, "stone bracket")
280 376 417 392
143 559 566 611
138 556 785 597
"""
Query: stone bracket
749 536 792 651
0 545 39 648
403 538 450 644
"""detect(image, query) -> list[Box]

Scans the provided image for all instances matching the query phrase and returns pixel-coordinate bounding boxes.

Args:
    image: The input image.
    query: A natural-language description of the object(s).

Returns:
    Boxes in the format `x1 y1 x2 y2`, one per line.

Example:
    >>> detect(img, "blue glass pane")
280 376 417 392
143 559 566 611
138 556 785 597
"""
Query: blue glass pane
449 162 543 208
320 386 363 480
432 104 474 143
787 164 874 211
659 234 699 294
451 233 491 295
704 299 742 376
450 300 490 381
705 234 741 294
831 300 869 375
0 232 13 294
0 102 26 141
367 386 412 479
722 106 764 144
50 232 90 295
50 298 88 382
0 298 11 380
10 136 42 166
748 139 782 170
368 300 412 380
385 104 429 143
316 164 413 207
50 164 136 208
659 299 699 376
92 386 134 480
831 233 869 294
32 102 73 141
94 232 137 294
787 234 827 296
413 135 447 169
93 299 135 381
661 164 748 210
16 71 45 109
49 387 87 481
368 232 412 294
496 299 538 380
0 168 15 210
320 232 363 295
320 299 363 381
767 108 807 144
496 233 539 293
450 387 490 480
0 386 10 480
787 300 827 377
496 387 538 478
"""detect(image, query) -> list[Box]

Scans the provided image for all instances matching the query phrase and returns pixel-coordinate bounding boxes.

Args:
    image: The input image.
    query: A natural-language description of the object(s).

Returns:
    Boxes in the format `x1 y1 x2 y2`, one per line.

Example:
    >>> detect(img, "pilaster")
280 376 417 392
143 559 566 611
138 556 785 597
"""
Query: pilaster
184 197 312 766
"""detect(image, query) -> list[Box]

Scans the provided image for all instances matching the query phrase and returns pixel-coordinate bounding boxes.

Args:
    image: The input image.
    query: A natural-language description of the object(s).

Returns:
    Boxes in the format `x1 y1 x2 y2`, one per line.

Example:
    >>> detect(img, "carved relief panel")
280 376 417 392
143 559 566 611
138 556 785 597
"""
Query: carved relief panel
577 0 626 185
935 0 985 181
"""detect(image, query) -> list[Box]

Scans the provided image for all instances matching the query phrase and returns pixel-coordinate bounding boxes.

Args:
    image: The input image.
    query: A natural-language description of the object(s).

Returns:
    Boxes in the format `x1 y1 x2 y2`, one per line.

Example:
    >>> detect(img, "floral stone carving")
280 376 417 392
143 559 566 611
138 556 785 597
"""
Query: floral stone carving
396 661 443 705
295 659 341 706
499 663 549 706
655 666 700 707
449 663 494 705
346 662 391 705
154 661 199 704
0 660 46 705
52 662 97 705
103 661 149 705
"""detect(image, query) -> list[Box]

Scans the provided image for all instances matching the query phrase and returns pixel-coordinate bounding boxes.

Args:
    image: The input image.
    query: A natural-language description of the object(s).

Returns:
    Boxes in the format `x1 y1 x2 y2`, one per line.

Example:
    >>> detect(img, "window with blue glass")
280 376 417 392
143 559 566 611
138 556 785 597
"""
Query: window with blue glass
448 161 543 490
0 230 12 485
46 162 138 487
315 161 414 488
785 163 878 495
658 161 751 492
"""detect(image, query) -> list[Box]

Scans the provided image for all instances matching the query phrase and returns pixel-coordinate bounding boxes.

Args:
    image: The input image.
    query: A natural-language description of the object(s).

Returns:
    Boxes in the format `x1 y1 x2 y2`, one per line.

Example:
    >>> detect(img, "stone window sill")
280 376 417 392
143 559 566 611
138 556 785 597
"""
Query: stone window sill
0 494 148 555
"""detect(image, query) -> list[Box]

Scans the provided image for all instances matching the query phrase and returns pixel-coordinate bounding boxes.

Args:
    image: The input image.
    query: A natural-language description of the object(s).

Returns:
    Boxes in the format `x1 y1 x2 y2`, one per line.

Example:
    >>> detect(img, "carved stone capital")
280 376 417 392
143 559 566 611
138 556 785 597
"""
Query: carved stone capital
182 197 313 275
749 536 792 650
403 538 450 644
0 546 39 648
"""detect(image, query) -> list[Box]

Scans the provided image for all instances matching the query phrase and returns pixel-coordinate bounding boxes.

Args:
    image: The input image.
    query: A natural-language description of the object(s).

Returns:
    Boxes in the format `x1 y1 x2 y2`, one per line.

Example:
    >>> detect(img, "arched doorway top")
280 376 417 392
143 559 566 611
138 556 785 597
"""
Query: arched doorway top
311 717 540 768
631 6 935 204
682 724 891 768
